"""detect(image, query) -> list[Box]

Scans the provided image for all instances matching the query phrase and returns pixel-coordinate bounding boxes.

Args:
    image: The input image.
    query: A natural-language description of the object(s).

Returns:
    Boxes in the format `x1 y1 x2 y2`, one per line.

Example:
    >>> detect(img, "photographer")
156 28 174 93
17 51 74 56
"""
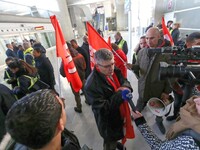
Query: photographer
167 32 200 121
132 96 200 149
127 27 172 134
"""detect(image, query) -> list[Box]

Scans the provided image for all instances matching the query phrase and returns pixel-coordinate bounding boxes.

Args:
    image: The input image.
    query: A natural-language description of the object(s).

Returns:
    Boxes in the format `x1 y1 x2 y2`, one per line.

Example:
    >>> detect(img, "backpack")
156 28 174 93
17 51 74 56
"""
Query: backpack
59 62 66 77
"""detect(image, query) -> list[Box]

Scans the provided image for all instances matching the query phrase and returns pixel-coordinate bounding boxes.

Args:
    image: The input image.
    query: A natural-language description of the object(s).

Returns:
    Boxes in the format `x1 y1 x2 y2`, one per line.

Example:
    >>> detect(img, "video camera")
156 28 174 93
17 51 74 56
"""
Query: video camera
159 62 200 83
147 46 200 83
148 46 200 64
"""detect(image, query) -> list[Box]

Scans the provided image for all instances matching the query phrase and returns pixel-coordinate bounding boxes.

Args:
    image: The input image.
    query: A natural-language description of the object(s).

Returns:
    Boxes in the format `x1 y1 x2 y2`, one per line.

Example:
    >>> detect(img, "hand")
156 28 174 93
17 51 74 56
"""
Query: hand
161 93 169 102
132 111 143 120
126 63 133 70
122 89 132 101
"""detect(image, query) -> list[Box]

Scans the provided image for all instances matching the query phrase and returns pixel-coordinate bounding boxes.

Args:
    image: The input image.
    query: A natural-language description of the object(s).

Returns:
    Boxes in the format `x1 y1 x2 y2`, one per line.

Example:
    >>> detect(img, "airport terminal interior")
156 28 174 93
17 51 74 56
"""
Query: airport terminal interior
0 0 200 149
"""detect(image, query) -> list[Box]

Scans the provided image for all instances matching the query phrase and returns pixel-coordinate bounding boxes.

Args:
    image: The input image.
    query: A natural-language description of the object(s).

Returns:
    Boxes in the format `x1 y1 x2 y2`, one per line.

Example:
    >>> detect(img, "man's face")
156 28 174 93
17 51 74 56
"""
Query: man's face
71 41 77 49
146 30 160 48
139 38 147 49
186 38 200 48
96 58 115 76
33 50 41 58
194 98 200 115
114 34 120 41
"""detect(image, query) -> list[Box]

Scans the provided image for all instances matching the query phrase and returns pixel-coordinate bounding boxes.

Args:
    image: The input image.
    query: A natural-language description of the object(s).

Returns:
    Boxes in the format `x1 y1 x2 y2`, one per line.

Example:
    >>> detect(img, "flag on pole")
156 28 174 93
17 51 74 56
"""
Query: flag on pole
86 22 112 68
162 16 174 46
50 15 82 92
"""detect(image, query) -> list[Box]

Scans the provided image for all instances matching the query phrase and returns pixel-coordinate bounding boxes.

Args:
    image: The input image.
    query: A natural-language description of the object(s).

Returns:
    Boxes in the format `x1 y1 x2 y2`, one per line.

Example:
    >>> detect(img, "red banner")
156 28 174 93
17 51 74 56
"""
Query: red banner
50 15 82 92
87 22 112 68
162 16 174 46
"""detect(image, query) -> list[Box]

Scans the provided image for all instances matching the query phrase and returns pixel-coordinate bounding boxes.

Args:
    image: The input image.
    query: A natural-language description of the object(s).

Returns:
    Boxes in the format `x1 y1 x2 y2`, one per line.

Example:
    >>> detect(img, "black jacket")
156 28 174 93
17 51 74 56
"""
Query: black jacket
35 54 55 89
0 84 16 141
84 67 132 142
81 42 91 78
76 46 91 79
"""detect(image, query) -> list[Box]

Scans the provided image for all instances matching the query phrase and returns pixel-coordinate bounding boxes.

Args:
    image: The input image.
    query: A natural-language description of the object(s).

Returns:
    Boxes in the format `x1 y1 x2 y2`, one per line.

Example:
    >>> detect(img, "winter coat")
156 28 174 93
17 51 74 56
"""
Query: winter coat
171 28 180 46
13 68 49 99
84 67 132 142
76 46 90 79
133 40 172 102
34 54 55 89
0 84 16 141
6 49 17 58
81 42 91 78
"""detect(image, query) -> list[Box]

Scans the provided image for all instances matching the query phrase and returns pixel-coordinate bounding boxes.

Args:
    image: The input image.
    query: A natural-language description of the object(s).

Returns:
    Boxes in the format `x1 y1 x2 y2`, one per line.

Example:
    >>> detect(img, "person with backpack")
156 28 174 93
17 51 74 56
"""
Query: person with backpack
8 58 49 99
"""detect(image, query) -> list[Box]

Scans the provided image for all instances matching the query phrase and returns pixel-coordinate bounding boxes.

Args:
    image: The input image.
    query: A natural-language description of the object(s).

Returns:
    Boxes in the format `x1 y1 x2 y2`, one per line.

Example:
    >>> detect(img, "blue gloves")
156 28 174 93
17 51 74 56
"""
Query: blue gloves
122 89 132 101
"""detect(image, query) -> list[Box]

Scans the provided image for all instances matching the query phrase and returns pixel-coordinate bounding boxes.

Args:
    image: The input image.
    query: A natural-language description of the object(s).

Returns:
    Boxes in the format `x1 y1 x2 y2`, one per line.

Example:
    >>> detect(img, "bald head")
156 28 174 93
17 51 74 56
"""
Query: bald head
146 27 161 48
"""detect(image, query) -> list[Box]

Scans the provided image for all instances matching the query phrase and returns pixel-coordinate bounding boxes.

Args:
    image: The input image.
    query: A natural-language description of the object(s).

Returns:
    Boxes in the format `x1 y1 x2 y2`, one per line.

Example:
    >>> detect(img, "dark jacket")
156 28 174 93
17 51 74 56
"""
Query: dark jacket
81 42 91 78
6 49 17 58
171 28 180 46
0 84 16 141
1 128 81 150
84 67 132 142
13 68 48 99
77 46 91 79
4 68 17 89
35 54 55 89
115 38 128 55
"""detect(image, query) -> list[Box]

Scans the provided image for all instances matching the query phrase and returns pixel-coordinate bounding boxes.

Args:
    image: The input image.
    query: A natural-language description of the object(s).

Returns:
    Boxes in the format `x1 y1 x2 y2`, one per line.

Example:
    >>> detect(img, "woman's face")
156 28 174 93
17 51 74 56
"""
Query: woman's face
10 67 19 74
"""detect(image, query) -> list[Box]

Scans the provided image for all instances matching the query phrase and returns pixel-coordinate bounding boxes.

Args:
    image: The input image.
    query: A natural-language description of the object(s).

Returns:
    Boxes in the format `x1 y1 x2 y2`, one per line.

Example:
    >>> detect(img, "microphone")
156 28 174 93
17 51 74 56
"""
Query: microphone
122 89 137 112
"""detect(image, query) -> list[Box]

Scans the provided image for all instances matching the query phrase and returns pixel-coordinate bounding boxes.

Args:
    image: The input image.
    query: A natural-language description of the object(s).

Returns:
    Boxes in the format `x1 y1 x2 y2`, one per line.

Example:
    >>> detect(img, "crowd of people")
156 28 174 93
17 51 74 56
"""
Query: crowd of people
0 20 200 150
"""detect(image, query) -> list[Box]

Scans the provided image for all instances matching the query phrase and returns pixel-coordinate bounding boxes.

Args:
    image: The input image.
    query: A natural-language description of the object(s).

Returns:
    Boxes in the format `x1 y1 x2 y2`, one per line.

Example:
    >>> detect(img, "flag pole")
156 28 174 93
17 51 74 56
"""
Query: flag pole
111 49 126 64
57 58 62 96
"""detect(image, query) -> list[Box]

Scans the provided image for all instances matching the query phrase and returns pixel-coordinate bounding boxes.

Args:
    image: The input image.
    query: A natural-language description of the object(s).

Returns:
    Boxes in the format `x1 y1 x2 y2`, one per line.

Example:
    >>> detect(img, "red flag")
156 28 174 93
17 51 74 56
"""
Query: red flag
87 22 112 68
50 15 82 92
162 16 174 46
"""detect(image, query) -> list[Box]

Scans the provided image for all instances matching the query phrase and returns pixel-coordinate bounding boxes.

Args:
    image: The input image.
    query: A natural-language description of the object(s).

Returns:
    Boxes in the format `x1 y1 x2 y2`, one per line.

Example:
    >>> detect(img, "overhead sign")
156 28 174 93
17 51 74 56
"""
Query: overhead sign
34 26 44 30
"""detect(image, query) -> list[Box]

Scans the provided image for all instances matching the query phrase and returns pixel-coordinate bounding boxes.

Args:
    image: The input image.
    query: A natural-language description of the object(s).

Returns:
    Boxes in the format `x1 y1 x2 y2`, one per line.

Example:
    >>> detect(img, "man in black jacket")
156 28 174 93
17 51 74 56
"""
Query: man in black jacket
85 49 133 150
5 89 81 150
0 84 16 141
33 47 56 90
81 35 91 79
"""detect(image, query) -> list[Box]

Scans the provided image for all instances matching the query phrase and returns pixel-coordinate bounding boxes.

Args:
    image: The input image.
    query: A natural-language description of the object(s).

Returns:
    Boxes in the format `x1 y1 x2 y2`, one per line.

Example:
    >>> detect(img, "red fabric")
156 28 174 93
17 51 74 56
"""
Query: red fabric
87 22 112 69
106 73 135 144
114 49 127 78
50 15 82 92
162 17 174 46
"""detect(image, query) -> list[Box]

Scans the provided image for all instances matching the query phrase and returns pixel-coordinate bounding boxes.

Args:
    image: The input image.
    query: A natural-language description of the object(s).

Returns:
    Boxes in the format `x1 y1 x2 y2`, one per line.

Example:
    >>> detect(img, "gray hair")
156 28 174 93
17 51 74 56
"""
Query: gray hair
94 49 113 63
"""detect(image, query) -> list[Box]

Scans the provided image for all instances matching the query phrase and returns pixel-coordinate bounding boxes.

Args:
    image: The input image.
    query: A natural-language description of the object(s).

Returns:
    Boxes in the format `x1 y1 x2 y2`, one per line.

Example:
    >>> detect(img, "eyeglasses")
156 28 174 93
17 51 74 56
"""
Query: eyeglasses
97 63 114 69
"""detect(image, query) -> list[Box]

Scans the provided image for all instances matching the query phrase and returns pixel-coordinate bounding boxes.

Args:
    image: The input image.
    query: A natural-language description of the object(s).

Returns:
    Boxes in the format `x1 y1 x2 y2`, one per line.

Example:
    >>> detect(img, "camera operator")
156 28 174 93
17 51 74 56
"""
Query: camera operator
127 27 172 134
167 32 200 121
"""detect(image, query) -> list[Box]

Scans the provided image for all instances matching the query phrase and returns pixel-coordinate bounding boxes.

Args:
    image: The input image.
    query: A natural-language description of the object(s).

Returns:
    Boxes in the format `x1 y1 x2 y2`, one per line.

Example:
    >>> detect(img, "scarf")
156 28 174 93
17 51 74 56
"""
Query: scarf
106 73 135 144
166 96 200 140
